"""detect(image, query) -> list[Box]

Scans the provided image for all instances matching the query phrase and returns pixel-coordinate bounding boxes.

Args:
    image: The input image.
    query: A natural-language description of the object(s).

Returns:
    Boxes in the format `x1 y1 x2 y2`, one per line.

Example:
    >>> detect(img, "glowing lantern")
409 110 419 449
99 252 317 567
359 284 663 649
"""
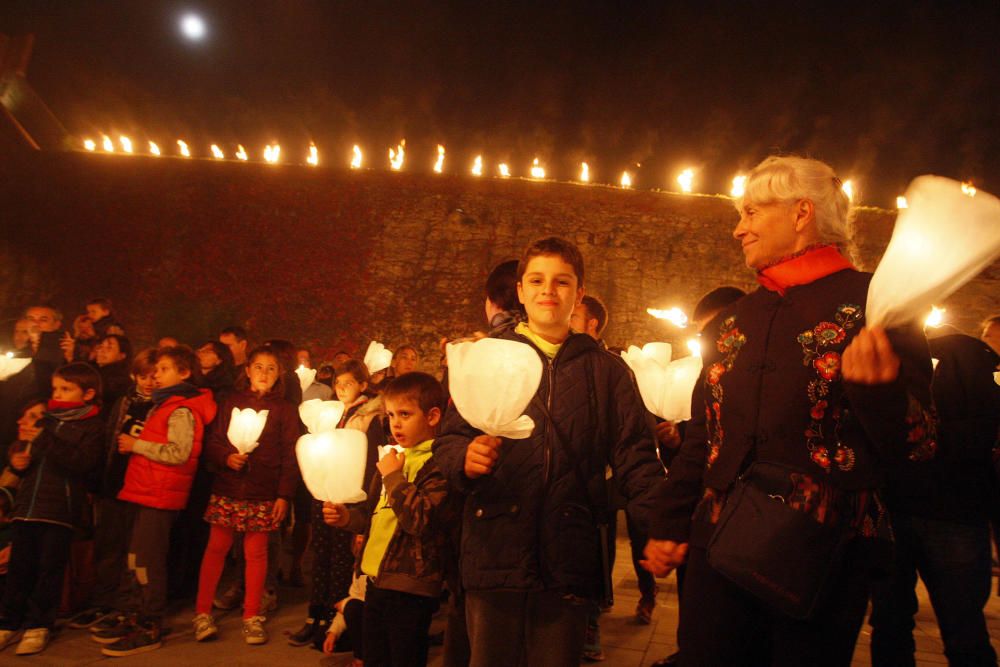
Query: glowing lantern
498 163 511 178
119 136 133 153
264 144 281 164
433 144 445 173
307 143 319 166
0 355 31 381
235 144 248 161
687 338 702 357
580 162 591 183
446 338 543 439
731 175 747 198
177 140 191 157
389 140 405 171
646 307 689 328
83 139 96 152
295 365 317 394
296 430 368 504
842 179 855 202
924 306 945 328
299 399 345 434
102 135 114 152
677 168 694 193
210 144 224 159
896 196 908 209
620 343 703 422
961 182 977 197
471 155 483 177
363 341 394 375
620 171 632 188
149 141 161 156
227 407 269 455
351 145 363 169
867 176 1000 329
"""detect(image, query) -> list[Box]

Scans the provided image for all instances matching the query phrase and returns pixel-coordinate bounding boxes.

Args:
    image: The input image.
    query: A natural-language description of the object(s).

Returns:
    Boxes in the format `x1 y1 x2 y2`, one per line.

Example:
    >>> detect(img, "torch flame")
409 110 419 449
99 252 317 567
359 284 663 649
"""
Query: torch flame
263 144 281 164
647 307 689 328
961 181 977 197
149 141 161 156
235 144 248 161
896 195 908 209
102 135 114 152
433 144 445 173
177 140 190 157
530 158 545 179
351 145 363 169
580 162 590 183
731 175 747 198
471 155 483 177
389 140 405 171
620 171 632 188
307 143 319 166
924 306 945 328
687 338 702 357
498 163 510 178
677 168 695 193
211 144 224 159
119 136 133 153
841 179 855 202
83 139 96 152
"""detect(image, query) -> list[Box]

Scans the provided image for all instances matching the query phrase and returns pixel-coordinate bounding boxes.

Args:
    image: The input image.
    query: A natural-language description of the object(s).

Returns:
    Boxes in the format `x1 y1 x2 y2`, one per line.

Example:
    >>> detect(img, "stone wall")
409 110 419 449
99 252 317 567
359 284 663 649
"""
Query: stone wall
2 152 997 370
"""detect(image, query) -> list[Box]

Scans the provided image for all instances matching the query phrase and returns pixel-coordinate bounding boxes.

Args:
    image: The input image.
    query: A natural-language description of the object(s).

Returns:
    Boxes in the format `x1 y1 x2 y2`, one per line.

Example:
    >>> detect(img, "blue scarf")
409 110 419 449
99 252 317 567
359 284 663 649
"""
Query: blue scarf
152 381 201 407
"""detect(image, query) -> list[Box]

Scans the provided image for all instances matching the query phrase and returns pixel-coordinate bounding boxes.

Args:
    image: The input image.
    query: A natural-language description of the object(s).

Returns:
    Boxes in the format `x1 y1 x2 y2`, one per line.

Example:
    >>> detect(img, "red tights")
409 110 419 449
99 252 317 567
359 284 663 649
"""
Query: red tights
196 526 269 618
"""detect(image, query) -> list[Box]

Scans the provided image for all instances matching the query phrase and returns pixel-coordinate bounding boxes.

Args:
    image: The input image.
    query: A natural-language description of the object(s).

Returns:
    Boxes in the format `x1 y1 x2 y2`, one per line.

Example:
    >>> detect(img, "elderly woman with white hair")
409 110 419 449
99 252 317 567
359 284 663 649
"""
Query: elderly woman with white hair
642 155 936 666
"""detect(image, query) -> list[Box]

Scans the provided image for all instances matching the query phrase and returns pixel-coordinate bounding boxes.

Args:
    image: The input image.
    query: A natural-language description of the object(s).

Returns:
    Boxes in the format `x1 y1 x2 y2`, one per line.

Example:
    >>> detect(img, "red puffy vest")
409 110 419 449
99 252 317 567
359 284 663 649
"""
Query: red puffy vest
118 389 217 510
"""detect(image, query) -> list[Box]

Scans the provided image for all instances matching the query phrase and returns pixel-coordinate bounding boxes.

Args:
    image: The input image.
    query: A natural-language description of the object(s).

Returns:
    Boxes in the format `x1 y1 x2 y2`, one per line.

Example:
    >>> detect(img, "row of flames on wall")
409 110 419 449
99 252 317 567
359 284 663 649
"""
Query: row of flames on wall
78 134 977 207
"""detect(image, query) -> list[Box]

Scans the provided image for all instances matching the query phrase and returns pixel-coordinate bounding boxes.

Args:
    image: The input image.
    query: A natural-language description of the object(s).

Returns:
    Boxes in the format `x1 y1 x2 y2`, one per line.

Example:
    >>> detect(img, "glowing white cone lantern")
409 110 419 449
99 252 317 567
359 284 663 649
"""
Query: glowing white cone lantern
660 355 703 422
620 343 703 422
295 365 317 394
866 176 1000 329
296 399 367 503
0 356 31 381
227 407 269 455
363 341 394 376
299 399 345 434
446 338 543 439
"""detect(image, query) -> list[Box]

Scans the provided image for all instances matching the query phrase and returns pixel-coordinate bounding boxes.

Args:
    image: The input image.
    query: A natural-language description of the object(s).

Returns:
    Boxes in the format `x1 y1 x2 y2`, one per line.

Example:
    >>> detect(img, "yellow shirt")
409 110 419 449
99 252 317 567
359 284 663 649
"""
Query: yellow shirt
515 322 563 360
360 439 434 577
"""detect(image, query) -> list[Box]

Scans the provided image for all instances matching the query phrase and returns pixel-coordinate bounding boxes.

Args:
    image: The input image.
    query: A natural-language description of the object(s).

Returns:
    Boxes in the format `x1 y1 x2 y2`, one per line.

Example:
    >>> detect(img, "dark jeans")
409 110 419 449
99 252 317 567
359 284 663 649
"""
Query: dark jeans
122 505 177 620
677 542 870 666
92 497 133 609
363 580 437 667
0 521 73 629
869 514 997 667
465 589 588 667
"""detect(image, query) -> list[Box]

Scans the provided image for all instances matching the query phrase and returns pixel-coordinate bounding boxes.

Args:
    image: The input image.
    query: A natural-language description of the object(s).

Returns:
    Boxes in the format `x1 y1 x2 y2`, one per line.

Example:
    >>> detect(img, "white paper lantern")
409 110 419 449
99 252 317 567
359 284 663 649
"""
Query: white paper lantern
299 399 346 434
660 355 703 422
296 430 368 504
446 338 543 439
364 341 394 375
621 343 703 422
295 365 317 395
0 356 30 382
867 176 1000 329
227 407 269 455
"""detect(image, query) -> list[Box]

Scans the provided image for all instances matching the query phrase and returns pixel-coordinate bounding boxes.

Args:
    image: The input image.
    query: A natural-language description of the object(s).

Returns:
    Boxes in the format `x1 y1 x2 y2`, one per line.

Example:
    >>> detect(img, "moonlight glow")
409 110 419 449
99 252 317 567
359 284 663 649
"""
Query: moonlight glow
180 14 207 41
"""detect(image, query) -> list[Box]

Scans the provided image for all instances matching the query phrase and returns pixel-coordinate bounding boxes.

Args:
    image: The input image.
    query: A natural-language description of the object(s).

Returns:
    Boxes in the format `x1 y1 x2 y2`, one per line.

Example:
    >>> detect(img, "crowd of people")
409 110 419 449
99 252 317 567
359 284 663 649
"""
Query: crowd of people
0 154 998 667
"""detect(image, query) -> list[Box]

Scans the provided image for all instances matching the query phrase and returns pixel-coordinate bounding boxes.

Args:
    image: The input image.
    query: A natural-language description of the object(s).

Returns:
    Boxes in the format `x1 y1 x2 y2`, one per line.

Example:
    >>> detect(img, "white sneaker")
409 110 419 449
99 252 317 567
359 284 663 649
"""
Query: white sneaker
15 628 49 655
192 613 218 642
242 616 268 645
0 629 21 651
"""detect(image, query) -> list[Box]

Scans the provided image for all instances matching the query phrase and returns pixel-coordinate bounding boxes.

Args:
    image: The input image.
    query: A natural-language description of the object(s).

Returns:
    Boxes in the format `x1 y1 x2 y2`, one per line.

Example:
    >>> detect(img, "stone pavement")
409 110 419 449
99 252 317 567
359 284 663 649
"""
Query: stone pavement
8 518 1000 666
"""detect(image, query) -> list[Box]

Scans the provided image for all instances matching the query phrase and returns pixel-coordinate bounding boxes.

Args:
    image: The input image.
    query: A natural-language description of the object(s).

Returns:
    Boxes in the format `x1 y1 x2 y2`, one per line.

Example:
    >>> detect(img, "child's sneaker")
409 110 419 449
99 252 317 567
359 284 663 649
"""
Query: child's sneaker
91 616 135 644
0 629 21 651
192 614 218 642
91 613 127 634
101 620 162 657
242 616 267 645
15 628 49 656
213 584 243 611
68 606 116 629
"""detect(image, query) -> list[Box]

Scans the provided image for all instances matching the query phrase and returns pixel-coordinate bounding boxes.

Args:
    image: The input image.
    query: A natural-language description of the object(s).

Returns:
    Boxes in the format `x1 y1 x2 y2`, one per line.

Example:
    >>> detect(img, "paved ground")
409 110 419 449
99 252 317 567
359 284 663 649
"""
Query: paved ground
7 516 1000 665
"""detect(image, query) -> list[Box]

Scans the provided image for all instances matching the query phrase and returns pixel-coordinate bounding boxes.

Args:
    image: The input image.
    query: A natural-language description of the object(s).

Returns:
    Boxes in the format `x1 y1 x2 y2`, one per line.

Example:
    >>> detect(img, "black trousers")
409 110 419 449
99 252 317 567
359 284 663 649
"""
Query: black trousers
91 497 133 609
0 521 73 629
677 542 871 667
363 580 437 667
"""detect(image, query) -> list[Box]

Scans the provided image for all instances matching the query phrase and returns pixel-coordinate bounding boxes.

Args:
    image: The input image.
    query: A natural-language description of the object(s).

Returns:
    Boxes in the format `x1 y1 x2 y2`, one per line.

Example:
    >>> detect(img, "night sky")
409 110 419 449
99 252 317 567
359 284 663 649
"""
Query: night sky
2 0 999 206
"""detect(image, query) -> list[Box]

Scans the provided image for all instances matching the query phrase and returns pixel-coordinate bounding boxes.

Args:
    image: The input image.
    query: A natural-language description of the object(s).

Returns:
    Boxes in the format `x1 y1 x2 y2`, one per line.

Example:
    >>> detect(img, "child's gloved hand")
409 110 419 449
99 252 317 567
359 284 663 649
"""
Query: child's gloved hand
464 435 502 479
227 453 249 471
376 449 405 477
322 501 349 527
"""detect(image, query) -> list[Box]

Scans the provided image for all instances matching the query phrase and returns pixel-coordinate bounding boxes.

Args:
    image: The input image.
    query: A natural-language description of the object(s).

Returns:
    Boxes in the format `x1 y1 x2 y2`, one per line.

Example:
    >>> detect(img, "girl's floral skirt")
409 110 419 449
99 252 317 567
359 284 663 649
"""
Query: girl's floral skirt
204 494 276 532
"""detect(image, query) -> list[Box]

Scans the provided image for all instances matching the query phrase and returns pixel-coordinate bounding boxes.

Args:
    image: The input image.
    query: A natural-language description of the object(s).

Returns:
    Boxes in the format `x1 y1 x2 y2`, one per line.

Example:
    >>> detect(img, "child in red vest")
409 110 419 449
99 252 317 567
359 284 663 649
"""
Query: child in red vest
193 345 300 645
94 346 217 657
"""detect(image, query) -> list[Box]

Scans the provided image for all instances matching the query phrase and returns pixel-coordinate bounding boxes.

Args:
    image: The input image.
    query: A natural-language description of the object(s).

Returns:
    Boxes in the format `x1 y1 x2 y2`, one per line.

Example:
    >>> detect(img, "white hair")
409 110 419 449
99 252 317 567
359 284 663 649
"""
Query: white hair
734 155 855 248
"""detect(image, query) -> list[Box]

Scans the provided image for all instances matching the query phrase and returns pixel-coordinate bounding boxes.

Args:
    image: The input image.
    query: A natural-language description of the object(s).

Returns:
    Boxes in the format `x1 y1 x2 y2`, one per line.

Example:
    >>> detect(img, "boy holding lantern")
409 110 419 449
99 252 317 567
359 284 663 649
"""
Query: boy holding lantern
323 371 458 667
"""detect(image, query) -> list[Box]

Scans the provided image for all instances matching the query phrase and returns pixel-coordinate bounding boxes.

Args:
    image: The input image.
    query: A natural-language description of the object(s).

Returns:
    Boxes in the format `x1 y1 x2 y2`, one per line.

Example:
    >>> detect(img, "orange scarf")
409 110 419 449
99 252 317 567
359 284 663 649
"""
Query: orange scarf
756 245 855 295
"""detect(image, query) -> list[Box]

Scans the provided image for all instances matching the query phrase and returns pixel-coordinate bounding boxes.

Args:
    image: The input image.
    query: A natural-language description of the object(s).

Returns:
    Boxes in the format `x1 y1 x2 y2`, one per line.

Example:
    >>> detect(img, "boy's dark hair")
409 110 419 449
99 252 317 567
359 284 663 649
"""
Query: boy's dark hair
334 359 370 385
517 236 585 288
131 348 158 376
580 295 609 336
198 340 236 370
220 326 248 342
99 334 133 362
157 345 201 384
693 286 747 323
383 372 446 416
86 297 113 312
55 362 104 405
235 345 287 396
485 259 522 312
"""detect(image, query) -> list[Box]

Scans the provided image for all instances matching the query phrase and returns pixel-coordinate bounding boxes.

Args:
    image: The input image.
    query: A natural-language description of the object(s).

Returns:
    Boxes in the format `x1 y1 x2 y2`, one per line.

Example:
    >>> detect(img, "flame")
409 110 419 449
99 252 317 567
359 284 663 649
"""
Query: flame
841 179 855 201
210 144 224 159
498 163 510 178
177 140 190 157
433 144 445 173
119 135 133 153
530 158 545 179
351 145 363 169
307 143 319 166
471 155 483 177
149 141 161 156
647 307 689 328
961 181 977 197
731 175 747 198
677 168 694 193
102 135 114 152
263 144 281 164
687 338 702 357
620 171 632 188
235 144 248 161
896 195 908 209
924 306 945 328
580 162 590 183
83 139 96 152
389 139 405 171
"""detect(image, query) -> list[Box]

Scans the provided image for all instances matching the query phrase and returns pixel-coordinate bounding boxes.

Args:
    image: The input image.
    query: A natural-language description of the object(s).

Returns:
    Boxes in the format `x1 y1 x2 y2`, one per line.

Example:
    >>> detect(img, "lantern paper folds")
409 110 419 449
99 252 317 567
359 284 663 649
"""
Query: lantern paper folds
296 430 369 504
620 343 703 423
299 399 346 434
295 365 317 394
0 357 31 382
364 341 394 375
446 338 543 439
227 407 269 455
866 176 1000 329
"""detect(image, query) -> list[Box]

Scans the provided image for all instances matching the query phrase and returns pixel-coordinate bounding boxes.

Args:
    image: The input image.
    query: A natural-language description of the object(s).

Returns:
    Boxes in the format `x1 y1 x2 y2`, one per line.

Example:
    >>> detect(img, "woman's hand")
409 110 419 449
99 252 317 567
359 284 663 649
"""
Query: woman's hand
842 326 900 385
226 453 249 471
271 498 289 526
322 501 350 528
640 539 689 577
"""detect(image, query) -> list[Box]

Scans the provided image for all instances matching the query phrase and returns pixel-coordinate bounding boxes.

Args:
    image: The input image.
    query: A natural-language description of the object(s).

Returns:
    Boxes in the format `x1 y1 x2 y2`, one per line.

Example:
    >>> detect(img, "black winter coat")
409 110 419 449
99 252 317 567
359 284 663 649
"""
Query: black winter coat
433 327 666 597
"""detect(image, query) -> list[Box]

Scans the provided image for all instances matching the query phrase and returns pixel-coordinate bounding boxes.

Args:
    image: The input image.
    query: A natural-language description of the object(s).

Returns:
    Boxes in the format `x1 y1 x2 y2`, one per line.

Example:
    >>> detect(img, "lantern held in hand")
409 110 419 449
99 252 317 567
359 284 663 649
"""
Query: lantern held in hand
227 407 269 455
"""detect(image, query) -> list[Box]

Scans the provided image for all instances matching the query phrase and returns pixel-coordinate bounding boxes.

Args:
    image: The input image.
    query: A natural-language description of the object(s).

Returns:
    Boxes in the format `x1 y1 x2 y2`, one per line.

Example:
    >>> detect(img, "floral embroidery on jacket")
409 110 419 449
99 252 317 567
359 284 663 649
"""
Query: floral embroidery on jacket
705 316 746 468
904 394 938 461
798 303 863 473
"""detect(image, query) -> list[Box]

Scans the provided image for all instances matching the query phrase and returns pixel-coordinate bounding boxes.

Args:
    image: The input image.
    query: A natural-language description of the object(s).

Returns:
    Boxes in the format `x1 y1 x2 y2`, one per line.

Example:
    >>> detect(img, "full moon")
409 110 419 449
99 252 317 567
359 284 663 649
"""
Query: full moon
179 13 207 41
